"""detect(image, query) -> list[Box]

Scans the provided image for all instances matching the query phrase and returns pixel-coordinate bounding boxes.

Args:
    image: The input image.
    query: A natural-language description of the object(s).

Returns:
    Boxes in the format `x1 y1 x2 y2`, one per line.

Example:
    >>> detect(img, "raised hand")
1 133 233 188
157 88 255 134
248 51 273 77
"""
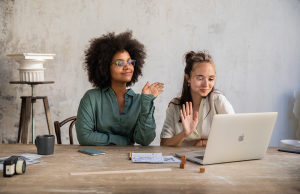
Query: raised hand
142 81 164 98
180 102 198 137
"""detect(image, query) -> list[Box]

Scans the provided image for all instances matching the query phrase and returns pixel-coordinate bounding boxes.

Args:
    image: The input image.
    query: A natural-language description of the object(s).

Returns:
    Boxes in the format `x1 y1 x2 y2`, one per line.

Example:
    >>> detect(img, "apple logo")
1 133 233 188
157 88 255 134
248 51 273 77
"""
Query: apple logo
238 134 244 142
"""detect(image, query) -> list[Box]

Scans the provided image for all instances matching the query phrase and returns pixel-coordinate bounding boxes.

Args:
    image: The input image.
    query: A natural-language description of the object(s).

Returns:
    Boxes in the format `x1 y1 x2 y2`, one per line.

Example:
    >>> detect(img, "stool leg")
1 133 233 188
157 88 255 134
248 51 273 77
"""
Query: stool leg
22 97 31 144
18 98 26 143
43 97 54 135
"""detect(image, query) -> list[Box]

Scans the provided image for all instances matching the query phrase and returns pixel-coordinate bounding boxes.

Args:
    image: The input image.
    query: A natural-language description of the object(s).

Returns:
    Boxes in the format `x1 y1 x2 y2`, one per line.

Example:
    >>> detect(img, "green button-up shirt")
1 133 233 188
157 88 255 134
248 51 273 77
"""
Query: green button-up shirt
75 87 156 146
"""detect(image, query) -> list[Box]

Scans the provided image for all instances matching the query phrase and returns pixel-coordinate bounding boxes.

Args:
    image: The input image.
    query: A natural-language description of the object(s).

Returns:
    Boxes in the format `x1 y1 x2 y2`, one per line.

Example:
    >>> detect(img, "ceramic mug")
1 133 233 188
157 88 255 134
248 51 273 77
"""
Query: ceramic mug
35 135 55 155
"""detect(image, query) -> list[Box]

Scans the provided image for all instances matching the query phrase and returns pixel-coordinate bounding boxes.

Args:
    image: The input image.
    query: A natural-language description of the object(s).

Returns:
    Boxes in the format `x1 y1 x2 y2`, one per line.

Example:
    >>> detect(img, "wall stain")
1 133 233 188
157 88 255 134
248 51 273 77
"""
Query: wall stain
53 110 61 117
0 94 15 101
209 22 226 34
2 139 16 144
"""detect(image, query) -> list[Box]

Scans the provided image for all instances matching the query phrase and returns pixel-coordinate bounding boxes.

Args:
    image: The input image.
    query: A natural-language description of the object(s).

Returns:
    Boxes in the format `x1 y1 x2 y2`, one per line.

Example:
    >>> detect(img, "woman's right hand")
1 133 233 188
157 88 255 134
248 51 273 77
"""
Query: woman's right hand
180 102 198 137
142 81 164 98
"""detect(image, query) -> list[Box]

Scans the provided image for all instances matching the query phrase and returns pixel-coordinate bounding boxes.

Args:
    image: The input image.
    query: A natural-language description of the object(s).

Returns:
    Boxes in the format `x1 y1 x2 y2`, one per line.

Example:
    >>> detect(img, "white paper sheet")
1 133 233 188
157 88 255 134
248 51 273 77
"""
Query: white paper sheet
131 153 181 163
132 153 164 163
163 156 181 163
0 153 43 170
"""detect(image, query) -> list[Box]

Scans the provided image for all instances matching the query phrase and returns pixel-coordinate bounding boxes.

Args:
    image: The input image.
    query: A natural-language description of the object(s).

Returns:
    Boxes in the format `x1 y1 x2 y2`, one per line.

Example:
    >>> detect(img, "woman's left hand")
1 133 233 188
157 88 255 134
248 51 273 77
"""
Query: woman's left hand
193 139 207 147
142 81 164 98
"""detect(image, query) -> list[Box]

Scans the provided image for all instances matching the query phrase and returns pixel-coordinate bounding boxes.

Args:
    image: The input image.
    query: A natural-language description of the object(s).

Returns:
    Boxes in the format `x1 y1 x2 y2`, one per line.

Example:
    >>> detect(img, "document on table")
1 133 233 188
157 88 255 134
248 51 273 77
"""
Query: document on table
0 153 43 170
162 156 181 163
132 153 165 163
131 153 181 163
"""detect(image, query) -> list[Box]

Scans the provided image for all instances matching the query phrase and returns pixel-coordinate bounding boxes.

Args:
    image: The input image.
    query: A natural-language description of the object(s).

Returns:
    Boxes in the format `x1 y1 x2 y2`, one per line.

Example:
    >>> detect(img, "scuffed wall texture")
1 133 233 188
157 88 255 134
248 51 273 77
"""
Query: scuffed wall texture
0 0 300 146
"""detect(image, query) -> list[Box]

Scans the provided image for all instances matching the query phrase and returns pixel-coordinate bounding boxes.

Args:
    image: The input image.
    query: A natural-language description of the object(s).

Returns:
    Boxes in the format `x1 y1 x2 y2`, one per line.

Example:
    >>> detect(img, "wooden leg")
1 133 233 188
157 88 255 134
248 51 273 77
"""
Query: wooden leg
21 97 31 144
18 98 26 143
54 121 61 144
69 120 76 145
43 97 54 135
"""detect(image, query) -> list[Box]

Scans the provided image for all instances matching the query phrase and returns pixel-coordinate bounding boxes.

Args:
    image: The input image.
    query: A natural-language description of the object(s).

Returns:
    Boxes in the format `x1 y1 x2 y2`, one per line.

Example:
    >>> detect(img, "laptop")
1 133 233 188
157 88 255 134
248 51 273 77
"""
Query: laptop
175 112 278 165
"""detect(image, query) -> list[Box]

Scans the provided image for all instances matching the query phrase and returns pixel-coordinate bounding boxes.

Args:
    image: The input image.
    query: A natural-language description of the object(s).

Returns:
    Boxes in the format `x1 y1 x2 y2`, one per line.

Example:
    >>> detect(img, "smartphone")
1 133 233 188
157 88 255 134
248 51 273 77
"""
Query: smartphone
78 148 106 156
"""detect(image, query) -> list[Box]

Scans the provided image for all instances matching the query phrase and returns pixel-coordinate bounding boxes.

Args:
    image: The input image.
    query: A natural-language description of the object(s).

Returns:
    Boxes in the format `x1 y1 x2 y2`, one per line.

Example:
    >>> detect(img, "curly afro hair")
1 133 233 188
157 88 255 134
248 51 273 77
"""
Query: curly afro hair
83 30 146 88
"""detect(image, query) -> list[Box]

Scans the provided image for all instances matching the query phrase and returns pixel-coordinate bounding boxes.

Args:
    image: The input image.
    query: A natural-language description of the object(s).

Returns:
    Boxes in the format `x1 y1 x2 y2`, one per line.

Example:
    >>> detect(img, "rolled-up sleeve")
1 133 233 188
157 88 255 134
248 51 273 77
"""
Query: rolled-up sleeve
133 94 156 146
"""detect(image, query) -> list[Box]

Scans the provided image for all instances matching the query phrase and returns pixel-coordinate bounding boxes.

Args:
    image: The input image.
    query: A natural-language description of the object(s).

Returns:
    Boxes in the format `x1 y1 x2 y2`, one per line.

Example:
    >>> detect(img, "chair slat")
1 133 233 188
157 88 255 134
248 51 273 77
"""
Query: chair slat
54 116 77 144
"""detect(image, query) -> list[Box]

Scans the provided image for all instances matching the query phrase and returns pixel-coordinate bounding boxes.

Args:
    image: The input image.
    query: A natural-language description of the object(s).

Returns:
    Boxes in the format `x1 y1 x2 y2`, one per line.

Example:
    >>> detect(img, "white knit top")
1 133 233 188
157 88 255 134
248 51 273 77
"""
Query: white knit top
160 92 235 146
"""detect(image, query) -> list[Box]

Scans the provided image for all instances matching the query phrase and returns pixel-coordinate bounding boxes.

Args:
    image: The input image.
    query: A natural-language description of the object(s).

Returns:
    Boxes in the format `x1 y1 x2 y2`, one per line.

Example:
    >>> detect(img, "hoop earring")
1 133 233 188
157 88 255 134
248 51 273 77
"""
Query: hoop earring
187 82 190 87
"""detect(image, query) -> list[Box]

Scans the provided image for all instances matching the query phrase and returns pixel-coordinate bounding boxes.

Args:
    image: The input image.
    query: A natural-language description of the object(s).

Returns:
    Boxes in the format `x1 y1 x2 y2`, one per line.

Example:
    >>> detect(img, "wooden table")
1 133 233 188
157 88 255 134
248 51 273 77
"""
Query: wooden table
0 144 299 193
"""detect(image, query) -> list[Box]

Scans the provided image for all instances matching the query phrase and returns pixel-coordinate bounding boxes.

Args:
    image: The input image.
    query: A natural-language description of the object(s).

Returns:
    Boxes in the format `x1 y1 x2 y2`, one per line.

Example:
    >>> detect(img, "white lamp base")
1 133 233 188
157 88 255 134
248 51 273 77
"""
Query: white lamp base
7 53 55 82
18 68 45 82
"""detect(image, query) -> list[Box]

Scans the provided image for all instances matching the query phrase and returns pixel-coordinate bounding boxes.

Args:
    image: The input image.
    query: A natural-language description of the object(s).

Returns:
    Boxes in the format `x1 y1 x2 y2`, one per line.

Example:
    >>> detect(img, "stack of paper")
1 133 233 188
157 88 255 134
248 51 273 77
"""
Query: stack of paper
131 153 181 163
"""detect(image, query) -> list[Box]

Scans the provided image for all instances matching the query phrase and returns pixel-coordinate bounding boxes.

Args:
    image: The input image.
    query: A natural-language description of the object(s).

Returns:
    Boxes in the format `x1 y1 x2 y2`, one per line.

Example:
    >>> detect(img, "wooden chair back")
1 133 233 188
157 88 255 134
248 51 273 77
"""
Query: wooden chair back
54 116 77 144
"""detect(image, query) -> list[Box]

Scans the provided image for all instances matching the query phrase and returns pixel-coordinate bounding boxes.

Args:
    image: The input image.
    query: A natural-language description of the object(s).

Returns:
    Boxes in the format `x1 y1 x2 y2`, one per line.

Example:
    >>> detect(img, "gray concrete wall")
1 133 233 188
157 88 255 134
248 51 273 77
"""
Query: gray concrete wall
1 0 300 146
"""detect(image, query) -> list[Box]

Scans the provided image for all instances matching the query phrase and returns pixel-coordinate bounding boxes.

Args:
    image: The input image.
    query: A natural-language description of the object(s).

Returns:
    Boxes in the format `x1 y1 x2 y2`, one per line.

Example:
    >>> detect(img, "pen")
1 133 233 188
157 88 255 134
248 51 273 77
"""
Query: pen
129 152 132 160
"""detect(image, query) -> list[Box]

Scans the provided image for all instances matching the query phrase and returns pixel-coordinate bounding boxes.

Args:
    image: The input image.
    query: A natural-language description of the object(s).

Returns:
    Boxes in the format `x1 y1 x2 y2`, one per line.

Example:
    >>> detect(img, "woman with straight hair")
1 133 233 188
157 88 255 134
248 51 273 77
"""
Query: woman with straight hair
160 51 234 146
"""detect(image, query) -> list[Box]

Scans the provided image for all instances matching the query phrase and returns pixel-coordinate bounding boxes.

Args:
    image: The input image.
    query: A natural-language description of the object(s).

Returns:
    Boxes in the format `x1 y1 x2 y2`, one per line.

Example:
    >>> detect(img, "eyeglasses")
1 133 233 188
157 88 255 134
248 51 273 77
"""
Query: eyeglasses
112 60 136 67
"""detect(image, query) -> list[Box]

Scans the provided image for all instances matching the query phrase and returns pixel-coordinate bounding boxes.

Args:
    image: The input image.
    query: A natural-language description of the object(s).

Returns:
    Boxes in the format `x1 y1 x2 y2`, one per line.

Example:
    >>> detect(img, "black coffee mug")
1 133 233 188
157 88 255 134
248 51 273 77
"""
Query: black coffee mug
35 135 55 155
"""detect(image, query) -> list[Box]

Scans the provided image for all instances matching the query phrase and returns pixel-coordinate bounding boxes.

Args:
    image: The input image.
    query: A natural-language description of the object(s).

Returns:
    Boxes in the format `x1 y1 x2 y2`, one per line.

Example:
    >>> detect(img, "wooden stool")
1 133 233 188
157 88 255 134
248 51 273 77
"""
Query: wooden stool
18 96 54 144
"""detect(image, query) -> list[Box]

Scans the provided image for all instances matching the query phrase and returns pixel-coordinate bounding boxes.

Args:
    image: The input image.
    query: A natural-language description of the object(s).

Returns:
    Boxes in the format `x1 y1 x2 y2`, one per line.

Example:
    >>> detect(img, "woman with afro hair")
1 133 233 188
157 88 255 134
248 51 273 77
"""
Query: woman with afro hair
75 31 164 146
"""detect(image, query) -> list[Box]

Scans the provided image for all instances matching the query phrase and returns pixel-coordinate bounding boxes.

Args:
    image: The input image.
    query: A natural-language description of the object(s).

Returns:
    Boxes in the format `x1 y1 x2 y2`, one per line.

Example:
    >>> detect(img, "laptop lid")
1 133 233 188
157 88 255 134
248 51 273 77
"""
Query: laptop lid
176 112 278 165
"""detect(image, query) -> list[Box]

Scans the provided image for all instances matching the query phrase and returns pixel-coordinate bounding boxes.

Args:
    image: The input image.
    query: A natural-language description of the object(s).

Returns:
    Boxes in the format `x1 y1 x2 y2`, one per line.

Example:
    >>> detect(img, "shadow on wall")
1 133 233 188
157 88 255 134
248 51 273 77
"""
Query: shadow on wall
280 92 298 142
293 91 300 140
269 91 298 146
287 92 298 139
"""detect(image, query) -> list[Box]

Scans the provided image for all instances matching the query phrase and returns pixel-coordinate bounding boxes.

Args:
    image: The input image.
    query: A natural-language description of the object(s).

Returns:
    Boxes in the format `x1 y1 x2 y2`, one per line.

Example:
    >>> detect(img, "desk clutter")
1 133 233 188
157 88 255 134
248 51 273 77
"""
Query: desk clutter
1 142 207 177
2 145 300 179
2 134 53 178
35 135 55 155
70 151 190 176
129 152 181 163
2 148 205 178
1 145 300 193
180 155 205 172
180 155 186 169
3 156 26 177
0 153 43 173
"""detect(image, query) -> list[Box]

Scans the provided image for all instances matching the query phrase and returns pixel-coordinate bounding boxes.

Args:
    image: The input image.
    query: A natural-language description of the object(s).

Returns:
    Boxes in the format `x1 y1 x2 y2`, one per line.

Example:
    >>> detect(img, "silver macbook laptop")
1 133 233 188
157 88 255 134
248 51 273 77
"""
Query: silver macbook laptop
175 112 278 165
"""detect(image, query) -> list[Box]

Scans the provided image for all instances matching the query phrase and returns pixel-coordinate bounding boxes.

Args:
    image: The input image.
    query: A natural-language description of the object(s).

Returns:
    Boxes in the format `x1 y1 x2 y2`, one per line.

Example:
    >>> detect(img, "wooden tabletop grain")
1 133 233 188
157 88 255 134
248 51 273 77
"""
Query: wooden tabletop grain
0 144 299 194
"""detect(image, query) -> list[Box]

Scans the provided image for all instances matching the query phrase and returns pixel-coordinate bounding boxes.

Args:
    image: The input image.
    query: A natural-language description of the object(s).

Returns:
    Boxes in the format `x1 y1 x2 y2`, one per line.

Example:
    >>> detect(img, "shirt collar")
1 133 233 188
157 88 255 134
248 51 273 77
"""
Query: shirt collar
102 87 136 97
102 87 110 92
126 88 136 97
